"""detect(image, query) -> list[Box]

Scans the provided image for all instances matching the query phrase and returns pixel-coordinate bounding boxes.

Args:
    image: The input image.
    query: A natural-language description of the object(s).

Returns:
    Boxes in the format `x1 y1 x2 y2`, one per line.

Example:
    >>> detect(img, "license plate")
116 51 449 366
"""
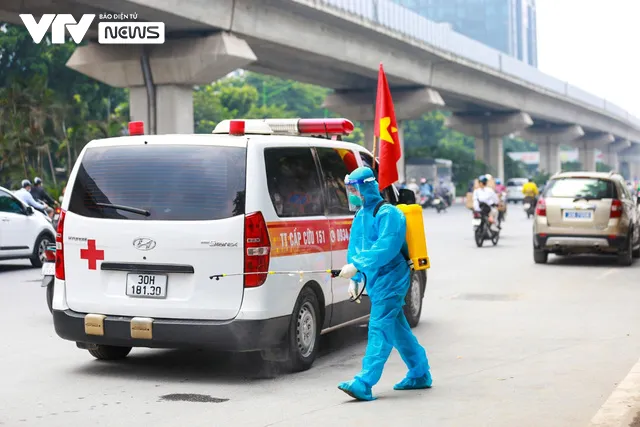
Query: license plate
41 263 55 276
126 274 168 298
472 218 481 226
53 214 59 221
523 203 531 209
563 210 593 221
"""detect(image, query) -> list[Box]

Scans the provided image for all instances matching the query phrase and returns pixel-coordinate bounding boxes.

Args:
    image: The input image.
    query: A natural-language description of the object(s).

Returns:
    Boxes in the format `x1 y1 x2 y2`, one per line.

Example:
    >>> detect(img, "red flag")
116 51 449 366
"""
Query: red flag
374 63 401 191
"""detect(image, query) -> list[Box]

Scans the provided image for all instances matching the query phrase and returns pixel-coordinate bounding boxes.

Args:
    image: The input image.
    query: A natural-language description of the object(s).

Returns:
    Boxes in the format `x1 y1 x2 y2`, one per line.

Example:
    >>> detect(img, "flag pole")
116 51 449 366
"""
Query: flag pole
371 134 378 170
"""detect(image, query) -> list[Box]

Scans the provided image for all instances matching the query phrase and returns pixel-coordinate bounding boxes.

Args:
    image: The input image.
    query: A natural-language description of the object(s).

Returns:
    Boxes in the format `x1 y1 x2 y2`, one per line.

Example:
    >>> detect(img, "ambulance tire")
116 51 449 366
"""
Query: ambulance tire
88 345 132 361
287 287 321 372
404 270 425 328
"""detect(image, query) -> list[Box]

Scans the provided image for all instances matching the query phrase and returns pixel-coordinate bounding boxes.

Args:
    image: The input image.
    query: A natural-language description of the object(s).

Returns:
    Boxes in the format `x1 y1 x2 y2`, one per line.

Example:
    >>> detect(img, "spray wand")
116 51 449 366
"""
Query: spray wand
208 269 367 303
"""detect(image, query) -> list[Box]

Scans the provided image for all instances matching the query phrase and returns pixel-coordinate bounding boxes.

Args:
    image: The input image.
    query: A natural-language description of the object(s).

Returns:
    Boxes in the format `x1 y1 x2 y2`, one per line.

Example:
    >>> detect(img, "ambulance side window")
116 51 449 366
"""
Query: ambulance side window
315 147 357 216
264 147 324 218
359 152 396 204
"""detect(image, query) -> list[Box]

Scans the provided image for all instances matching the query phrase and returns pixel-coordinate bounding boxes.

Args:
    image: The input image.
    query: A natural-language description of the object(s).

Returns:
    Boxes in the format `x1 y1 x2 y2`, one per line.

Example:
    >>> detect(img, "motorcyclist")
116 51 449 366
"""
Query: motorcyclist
14 180 48 214
435 180 451 205
419 178 432 200
522 178 539 199
473 175 500 231
495 178 507 222
406 178 420 199
31 177 57 215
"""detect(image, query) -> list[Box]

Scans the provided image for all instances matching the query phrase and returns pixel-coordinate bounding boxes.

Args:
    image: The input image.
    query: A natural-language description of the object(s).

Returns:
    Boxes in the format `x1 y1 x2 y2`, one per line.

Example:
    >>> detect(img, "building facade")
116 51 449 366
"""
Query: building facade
393 0 538 67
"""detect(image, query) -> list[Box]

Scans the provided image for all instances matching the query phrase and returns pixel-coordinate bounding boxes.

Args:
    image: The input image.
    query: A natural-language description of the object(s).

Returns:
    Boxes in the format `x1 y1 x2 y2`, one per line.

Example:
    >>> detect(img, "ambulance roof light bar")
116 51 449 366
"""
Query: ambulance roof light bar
213 118 355 137
128 121 145 135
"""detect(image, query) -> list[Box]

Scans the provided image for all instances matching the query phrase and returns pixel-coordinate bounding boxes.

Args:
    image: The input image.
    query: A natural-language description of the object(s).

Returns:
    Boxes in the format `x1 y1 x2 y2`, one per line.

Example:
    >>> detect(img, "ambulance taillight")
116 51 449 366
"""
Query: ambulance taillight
55 210 66 280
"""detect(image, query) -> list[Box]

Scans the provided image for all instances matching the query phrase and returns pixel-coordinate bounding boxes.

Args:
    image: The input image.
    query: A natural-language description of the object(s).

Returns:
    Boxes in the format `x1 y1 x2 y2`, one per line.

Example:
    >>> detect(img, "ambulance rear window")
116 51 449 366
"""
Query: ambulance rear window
68 145 246 221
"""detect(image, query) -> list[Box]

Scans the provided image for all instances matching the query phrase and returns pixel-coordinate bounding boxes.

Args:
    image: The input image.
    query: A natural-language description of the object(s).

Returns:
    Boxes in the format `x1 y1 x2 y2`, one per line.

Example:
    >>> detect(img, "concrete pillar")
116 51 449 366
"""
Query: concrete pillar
66 32 257 134
445 111 533 181
602 139 631 172
573 132 615 171
519 125 584 175
324 87 445 122
398 121 406 183
619 143 640 180
324 87 444 183
361 120 375 153
538 140 561 174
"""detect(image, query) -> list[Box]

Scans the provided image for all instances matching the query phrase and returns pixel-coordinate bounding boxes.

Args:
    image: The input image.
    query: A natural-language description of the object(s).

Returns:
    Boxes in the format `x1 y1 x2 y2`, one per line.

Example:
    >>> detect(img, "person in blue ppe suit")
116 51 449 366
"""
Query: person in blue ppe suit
337 166 432 401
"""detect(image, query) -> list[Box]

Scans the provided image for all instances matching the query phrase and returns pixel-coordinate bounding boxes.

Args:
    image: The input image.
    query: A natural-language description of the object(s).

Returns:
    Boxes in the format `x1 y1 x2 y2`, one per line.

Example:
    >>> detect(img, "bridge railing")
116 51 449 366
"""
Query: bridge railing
318 0 638 126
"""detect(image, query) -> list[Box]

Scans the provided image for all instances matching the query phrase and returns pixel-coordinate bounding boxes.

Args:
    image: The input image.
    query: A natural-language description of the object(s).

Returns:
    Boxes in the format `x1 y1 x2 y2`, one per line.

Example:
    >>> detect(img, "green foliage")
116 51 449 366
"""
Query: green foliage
504 136 537 152
0 23 127 191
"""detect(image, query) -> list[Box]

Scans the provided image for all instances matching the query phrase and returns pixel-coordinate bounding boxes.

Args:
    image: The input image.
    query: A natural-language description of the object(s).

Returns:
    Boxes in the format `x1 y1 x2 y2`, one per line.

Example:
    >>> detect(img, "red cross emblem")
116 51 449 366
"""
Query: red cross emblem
80 239 104 270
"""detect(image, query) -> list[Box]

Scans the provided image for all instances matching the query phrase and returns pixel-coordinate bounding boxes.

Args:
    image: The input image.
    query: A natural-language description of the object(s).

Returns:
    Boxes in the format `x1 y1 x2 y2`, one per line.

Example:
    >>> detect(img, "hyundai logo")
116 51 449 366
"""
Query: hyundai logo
133 237 156 251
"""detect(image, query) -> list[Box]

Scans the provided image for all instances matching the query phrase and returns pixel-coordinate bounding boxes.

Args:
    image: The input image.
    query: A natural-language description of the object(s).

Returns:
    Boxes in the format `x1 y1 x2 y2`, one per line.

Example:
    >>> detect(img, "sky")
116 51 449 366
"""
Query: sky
536 0 640 117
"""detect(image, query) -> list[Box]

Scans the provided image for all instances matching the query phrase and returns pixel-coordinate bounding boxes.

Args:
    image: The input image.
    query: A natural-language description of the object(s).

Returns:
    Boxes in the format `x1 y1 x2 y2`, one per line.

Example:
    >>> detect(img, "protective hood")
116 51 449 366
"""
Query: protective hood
346 167 383 209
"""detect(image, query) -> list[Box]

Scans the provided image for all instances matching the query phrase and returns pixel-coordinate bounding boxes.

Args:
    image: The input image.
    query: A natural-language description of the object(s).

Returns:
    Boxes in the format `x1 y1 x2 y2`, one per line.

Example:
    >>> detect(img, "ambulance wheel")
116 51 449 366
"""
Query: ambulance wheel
404 271 425 328
287 287 321 372
88 345 132 361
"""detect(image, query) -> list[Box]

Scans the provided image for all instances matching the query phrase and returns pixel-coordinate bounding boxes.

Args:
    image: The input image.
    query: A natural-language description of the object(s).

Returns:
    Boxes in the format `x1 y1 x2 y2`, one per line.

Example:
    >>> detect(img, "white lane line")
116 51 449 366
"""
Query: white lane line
588 355 640 426
596 269 619 281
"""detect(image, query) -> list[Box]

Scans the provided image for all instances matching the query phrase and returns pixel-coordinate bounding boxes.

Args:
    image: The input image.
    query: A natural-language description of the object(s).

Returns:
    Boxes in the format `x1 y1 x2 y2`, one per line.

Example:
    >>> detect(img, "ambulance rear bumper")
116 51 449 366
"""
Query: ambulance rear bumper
53 309 290 351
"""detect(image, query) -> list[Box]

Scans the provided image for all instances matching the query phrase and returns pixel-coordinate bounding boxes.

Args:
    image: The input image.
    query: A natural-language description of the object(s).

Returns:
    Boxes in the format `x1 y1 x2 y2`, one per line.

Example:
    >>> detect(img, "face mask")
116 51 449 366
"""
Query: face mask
348 193 363 207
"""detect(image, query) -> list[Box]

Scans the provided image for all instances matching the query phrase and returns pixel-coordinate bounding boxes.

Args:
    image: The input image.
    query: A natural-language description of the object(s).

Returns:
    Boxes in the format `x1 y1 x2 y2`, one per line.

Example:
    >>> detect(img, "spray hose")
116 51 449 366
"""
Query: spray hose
208 269 367 303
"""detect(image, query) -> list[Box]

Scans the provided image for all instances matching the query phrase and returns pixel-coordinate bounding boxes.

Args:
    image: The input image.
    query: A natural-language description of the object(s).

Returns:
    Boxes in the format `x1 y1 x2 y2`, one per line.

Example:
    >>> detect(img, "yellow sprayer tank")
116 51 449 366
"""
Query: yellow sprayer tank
397 204 430 270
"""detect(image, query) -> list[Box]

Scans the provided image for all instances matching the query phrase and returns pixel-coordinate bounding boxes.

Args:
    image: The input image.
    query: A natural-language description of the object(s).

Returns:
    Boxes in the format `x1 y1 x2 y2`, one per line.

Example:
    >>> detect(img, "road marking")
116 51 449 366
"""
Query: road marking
588 355 640 426
596 269 619 281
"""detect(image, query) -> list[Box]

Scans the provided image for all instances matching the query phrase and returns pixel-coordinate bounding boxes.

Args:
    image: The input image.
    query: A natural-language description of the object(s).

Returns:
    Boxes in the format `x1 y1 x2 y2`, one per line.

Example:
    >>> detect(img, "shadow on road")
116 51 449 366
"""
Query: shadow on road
546 254 627 267
69 325 369 384
0 264 35 273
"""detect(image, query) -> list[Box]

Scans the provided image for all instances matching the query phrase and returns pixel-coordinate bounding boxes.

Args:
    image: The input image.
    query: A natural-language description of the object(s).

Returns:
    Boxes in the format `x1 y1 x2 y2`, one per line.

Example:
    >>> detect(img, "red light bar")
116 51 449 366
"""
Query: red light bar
297 118 354 135
128 121 144 135
229 120 245 136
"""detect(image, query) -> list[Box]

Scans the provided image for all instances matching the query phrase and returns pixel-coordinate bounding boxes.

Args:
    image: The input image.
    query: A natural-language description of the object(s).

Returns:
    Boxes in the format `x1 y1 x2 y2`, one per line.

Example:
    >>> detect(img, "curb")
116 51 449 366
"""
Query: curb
588 356 640 427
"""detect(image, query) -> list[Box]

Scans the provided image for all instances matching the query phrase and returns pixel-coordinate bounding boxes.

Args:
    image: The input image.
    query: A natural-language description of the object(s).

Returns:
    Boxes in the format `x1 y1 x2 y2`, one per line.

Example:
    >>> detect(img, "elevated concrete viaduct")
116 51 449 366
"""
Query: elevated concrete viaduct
3 0 640 178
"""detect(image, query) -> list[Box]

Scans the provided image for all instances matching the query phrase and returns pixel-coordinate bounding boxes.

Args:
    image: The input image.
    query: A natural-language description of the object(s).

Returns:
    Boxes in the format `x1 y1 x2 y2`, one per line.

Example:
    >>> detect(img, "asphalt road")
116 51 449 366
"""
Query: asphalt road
2 204 640 427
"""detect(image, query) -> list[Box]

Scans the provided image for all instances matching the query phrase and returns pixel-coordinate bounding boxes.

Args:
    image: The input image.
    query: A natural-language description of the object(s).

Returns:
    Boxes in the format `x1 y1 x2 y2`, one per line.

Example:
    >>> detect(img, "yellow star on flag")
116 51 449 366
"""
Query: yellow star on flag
379 116 398 144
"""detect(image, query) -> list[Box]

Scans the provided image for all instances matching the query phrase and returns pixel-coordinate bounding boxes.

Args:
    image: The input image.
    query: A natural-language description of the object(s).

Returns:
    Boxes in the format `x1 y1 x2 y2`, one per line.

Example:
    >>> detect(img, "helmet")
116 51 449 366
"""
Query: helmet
478 175 488 184
485 174 493 180
420 178 427 184
496 178 502 185
21 179 32 188
410 178 417 183
34 177 42 185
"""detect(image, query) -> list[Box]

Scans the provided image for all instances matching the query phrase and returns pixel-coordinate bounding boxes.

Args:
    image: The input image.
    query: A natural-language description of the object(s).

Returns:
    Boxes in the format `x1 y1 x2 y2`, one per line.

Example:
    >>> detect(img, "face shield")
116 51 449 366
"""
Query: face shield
345 174 375 212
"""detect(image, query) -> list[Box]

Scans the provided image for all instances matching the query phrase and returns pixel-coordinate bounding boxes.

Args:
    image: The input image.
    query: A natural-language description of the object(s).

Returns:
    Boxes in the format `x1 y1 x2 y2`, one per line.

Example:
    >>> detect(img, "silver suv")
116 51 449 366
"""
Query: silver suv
532 172 640 266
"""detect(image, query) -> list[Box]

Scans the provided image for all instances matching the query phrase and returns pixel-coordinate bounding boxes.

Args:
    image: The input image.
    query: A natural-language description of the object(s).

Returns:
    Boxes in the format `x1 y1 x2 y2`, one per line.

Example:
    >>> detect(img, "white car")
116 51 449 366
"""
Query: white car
52 118 427 371
506 178 529 203
0 186 56 267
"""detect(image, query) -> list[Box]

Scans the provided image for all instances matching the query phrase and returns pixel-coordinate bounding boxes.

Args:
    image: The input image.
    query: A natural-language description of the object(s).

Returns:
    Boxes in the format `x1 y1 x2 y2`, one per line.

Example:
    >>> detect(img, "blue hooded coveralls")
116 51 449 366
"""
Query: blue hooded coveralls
338 167 432 401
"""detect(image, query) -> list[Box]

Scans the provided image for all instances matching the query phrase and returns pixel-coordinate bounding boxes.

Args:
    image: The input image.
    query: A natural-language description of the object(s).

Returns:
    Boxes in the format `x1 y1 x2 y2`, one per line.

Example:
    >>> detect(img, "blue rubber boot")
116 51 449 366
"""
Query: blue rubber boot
393 372 433 390
338 379 376 401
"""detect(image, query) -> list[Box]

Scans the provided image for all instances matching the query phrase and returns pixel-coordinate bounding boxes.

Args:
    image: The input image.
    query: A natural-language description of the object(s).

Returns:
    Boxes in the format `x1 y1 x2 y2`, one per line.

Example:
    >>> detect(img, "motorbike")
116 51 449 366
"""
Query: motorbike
420 194 433 208
432 195 447 213
52 206 61 229
472 202 500 247
41 245 56 314
497 191 507 224
523 196 537 218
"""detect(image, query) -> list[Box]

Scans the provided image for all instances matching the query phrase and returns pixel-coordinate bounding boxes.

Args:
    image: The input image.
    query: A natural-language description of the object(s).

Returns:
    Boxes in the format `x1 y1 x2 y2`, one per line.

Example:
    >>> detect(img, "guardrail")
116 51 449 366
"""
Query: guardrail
316 0 640 127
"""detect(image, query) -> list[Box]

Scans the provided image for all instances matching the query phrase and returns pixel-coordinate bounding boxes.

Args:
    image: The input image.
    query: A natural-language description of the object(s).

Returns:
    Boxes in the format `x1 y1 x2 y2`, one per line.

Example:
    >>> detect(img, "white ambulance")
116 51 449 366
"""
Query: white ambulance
52 118 427 371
